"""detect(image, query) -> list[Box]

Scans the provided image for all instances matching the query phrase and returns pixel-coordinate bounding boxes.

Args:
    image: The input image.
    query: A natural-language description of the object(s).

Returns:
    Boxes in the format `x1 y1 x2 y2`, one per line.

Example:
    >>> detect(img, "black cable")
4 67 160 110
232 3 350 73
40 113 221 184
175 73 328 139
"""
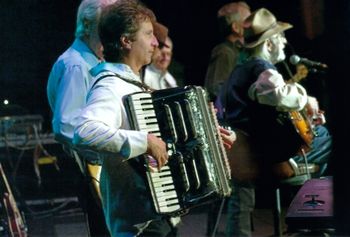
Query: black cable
210 198 226 237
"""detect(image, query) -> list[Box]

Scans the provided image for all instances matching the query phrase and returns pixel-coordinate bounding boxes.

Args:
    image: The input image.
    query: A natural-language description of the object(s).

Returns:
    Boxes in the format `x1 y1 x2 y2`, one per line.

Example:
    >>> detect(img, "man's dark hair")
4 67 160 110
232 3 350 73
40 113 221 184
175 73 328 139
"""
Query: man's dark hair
99 0 156 61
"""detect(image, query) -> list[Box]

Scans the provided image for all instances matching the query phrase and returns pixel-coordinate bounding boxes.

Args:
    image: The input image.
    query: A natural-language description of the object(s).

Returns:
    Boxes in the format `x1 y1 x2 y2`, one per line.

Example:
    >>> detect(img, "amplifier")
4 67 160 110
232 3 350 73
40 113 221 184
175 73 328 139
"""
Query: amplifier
285 176 334 231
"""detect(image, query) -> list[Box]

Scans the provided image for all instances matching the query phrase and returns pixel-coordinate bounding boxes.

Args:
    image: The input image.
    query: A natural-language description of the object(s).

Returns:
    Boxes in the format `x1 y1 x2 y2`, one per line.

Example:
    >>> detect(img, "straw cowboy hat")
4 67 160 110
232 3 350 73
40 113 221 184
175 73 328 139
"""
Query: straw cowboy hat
243 8 293 48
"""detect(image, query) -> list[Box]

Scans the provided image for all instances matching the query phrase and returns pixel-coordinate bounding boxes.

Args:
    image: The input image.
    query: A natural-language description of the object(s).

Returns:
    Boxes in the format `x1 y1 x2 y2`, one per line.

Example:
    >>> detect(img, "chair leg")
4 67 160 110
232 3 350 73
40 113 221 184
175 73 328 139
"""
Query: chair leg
273 188 283 237
206 202 218 236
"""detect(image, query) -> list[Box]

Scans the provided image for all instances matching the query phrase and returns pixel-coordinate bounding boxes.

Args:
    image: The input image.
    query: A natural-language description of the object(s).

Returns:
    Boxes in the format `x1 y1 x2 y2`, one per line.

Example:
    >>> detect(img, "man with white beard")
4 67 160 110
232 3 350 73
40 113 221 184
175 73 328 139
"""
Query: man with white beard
215 8 331 236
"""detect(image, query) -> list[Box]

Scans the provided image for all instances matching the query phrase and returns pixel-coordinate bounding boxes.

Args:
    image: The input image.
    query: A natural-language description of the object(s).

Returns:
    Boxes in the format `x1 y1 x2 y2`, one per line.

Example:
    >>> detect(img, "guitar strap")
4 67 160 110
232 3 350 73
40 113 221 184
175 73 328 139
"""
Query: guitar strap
281 60 294 78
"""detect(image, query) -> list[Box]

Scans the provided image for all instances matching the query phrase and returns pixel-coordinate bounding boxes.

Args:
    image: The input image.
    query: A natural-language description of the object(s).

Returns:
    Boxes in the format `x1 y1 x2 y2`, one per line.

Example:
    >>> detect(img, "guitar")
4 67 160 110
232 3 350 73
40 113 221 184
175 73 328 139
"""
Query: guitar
286 64 317 151
86 163 102 201
288 110 314 151
0 164 27 237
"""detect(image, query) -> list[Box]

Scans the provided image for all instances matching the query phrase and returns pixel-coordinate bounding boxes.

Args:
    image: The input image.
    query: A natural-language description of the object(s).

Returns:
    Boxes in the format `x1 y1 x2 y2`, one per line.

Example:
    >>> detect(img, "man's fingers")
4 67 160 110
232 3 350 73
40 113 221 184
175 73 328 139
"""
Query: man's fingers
219 127 231 135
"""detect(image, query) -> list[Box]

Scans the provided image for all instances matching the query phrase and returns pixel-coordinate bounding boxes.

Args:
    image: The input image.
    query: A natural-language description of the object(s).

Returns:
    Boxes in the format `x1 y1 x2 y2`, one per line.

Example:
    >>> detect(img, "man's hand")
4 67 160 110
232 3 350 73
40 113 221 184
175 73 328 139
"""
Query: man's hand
219 127 236 150
306 96 326 125
146 134 168 170
306 96 319 117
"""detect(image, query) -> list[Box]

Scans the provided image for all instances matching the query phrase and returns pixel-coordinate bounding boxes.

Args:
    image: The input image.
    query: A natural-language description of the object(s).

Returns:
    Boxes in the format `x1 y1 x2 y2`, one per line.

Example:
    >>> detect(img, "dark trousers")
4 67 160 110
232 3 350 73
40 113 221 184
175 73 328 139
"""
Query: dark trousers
76 166 109 237
207 183 255 237
225 181 255 237
85 184 109 237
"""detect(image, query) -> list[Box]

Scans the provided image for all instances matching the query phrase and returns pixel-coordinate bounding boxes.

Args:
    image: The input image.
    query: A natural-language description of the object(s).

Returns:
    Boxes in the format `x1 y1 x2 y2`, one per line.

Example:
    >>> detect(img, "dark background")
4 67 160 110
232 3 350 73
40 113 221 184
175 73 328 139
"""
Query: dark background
0 0 349 233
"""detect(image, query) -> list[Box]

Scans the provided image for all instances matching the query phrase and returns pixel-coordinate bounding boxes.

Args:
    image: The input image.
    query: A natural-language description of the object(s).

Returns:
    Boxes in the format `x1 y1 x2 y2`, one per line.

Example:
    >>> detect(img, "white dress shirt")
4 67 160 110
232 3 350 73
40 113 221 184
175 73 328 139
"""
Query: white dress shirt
47 38 100 144
73 63 148 159
73 62 164 234
143 64 177 90
248 68 308 112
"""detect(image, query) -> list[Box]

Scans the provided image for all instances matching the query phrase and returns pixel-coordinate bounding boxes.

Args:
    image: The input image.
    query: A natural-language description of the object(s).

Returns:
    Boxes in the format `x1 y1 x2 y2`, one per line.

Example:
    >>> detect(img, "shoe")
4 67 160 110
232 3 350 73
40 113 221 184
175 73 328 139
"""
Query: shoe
288 159 319 176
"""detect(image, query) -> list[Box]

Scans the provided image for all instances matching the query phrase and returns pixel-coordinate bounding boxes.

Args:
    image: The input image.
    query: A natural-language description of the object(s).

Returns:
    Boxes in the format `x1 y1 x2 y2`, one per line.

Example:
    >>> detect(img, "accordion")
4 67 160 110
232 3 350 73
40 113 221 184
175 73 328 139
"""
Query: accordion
124 86 231 216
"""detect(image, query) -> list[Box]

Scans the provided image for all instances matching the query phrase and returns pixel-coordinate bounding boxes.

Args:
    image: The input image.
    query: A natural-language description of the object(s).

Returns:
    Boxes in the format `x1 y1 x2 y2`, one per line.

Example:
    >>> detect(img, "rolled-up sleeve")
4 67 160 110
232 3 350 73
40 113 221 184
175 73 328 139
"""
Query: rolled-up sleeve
73 76 148 159
248 69 308 111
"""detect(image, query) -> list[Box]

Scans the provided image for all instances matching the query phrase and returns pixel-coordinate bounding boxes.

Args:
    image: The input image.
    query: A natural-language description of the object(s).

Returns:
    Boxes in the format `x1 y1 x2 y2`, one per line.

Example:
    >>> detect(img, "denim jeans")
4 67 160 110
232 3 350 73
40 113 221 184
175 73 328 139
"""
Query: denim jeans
225 180 255 237
292 125 332 177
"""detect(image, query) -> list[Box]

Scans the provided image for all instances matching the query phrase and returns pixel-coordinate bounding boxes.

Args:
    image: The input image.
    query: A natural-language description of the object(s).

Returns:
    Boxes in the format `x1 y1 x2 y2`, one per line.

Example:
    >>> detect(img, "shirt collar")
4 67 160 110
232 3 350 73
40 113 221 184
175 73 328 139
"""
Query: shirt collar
72 38 101 68
148 64 166 77
90 62 142 82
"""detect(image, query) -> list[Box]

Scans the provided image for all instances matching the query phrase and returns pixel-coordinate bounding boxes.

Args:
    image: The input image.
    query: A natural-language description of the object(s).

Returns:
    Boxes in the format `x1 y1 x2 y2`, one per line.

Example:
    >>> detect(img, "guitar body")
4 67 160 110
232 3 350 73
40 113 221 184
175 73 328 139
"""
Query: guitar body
3 193 26 237
288 110 314 151
86 163 102 201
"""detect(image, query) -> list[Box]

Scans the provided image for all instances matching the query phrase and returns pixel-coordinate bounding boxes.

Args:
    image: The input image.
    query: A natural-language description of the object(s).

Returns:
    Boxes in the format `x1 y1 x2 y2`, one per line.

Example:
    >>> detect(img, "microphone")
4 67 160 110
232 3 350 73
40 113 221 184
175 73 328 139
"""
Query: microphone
289 54 328 69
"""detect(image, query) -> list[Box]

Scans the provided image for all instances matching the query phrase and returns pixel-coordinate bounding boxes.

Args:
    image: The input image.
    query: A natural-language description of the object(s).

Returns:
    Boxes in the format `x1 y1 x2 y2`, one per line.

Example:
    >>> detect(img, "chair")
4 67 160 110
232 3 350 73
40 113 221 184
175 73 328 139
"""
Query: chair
272 149 318 237
273 173 311 237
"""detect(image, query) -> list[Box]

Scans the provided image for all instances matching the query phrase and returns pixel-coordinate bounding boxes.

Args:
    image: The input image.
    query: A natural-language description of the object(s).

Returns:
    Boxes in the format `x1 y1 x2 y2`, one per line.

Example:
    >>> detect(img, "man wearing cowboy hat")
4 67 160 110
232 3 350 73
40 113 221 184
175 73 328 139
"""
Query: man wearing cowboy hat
215 7 332 235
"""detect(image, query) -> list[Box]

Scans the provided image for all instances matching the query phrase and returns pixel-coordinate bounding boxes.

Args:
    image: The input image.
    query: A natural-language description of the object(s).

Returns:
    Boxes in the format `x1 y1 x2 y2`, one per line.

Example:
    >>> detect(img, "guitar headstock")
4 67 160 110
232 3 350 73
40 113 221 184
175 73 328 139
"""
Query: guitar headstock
291 64 309 83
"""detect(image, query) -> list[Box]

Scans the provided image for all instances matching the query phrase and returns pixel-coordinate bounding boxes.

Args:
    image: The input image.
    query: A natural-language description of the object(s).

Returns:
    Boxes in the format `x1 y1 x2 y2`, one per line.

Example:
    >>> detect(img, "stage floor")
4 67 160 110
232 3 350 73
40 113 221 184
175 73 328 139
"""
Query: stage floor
1 143 334 237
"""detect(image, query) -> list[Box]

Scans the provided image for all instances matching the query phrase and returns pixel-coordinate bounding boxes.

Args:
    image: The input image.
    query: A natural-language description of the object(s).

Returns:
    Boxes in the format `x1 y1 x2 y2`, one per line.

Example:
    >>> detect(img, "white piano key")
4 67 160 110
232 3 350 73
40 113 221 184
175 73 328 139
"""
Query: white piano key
149 165 170 173
138 124 160 131
135 110 156 117
151 176 173 185
153 167 171 174
151 132 161 137
155 190 176 198
160 166 170 171
130 93 152 100
132 103 154 110
135 118 158 125
158 198 179 207
131 98 153 103
137 122 158 128
159 204 181 213
155 191 178 201
132 98 152 103
151 168 170 174
150 170 172 178
131 98 152 103
153 179 174 188
154 184 176 193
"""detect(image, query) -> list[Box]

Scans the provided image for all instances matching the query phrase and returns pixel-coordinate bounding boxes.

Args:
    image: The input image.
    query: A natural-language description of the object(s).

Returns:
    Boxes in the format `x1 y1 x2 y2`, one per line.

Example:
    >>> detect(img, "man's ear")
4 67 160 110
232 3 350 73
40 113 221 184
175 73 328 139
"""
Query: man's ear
266 39 273 51
120 35 132 49
231 22 239 34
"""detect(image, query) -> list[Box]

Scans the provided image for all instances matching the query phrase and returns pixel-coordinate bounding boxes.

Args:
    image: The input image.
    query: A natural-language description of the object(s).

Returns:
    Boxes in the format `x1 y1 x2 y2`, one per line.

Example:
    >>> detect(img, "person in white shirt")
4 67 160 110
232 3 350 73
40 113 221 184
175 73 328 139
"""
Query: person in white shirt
143 36 178 89
72 2 177 236
47 0 117 149
47 1 172 235
73 1 235 235
46 1 117 236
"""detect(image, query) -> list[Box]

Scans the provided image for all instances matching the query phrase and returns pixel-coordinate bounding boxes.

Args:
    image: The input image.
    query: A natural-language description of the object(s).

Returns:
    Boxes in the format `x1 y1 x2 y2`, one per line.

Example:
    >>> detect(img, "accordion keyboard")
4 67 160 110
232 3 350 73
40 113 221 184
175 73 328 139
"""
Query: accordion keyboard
125 92 181 214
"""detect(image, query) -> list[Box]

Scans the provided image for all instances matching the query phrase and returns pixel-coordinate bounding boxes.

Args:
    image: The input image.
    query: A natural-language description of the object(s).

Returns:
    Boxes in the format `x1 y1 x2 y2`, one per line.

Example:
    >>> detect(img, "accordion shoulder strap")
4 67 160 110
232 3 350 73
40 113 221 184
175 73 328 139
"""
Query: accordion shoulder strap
91 70 154 92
